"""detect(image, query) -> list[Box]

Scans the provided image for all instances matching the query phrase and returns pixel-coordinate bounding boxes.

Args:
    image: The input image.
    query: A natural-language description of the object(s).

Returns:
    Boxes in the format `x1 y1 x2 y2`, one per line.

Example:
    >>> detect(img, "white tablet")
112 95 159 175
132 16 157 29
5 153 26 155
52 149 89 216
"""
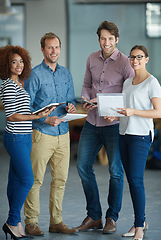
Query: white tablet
97 93 125 117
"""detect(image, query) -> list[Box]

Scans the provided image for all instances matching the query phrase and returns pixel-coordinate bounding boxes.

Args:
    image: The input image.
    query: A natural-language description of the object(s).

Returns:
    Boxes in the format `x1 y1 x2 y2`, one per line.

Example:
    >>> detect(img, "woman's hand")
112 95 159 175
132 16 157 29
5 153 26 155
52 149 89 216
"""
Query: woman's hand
117 108 135 116
37 106 56 119
7 106 56 122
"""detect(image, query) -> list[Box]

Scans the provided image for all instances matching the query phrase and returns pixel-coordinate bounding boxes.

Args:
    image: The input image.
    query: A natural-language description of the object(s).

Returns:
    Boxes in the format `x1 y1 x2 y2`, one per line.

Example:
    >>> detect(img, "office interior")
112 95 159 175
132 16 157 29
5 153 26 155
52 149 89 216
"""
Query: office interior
0 0 161 239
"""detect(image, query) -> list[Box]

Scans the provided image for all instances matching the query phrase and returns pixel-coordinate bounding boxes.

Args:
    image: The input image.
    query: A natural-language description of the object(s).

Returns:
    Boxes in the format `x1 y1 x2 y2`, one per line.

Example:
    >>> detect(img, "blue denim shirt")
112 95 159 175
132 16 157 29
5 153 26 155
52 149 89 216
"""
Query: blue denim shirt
24 60 76 136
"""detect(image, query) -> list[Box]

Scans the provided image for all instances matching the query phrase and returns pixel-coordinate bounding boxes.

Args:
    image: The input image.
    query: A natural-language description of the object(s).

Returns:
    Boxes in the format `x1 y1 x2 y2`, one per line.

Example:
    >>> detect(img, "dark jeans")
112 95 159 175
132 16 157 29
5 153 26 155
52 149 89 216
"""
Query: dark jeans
3 131 34 226
119 133 152 227
77 121 124 221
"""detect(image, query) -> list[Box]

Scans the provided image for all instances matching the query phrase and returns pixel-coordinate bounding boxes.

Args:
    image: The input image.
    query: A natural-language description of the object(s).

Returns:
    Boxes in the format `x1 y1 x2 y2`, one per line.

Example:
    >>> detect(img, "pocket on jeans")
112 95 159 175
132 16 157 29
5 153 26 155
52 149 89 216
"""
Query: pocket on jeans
142 135 152 151
13 134 25 142
32 130 42 143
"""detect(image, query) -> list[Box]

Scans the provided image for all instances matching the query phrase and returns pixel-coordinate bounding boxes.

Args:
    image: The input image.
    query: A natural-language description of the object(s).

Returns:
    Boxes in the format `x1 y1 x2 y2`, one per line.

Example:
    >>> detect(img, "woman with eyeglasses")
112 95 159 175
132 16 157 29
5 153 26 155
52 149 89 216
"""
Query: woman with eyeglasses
0 45 55 240
105 45 161 240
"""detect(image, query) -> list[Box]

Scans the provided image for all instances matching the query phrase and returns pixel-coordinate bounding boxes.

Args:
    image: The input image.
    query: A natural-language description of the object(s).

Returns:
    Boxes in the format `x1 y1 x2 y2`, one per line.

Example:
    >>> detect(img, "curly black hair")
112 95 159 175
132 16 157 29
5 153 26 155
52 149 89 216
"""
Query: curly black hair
0 45 32 81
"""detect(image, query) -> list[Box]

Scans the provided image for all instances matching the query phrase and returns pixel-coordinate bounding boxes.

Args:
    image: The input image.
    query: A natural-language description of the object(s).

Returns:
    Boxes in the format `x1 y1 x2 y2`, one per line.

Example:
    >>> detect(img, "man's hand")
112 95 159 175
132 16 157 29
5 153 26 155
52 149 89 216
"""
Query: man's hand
45 116 65 127
65 103 76 113
104 116 119 122
82 96 97 111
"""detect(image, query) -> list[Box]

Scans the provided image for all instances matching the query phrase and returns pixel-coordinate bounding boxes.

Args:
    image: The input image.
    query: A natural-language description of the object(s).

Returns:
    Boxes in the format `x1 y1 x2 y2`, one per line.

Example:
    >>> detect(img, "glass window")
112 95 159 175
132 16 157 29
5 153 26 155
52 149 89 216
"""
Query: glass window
146 3 161 38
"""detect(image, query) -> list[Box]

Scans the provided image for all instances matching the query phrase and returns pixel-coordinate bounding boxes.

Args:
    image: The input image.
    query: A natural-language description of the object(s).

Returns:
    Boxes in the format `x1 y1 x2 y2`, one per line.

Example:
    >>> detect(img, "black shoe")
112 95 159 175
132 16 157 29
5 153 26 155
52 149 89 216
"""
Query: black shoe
21 235 34 239
2 223 31 240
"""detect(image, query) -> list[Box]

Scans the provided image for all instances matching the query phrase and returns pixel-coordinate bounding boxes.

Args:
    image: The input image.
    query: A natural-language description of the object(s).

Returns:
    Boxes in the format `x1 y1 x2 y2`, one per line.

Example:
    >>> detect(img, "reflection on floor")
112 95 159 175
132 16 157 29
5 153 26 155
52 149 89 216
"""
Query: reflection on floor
0 140 161 240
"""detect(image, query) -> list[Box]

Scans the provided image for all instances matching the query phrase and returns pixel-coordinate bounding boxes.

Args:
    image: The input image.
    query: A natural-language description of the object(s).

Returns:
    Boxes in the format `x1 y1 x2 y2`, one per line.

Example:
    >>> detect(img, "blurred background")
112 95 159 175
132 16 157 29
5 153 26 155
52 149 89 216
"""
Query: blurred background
0 3 161 239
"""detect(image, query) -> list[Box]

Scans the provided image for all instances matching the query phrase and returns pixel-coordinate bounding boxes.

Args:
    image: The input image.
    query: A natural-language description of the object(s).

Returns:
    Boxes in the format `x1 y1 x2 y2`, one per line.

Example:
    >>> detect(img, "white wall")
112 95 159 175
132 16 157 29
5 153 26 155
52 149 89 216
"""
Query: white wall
25 0 67 68
68 1 161 97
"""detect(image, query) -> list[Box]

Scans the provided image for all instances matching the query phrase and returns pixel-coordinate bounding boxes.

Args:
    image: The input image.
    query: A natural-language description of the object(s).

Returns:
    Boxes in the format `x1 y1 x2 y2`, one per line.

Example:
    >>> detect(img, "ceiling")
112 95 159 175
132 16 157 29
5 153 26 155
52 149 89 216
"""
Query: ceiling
74 0 161 3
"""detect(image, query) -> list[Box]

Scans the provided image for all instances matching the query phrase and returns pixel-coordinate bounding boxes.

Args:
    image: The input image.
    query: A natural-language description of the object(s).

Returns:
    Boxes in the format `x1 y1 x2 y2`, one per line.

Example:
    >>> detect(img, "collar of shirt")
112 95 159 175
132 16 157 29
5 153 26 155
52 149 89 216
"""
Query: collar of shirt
83 48 134 127
42 59 61 72
28 60 75 136
99 48 119 61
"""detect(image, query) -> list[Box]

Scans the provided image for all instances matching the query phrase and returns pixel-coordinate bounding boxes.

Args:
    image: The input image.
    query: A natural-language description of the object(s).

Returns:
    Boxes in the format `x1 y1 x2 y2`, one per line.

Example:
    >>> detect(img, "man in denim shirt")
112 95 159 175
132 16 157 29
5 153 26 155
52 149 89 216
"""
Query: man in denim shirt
24 32 77 236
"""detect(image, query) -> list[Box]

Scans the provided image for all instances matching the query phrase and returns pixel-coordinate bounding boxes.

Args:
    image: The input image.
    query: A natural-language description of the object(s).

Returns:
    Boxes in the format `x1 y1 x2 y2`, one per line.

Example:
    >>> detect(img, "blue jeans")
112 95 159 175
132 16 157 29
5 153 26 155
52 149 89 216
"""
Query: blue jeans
77 121 124 221
3 131 34 226
119 133 152 227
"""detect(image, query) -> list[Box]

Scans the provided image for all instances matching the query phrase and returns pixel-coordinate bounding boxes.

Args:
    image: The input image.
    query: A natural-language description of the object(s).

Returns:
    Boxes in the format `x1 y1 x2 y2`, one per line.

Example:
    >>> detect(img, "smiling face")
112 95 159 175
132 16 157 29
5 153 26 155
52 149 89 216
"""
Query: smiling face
10 53 24 80
99 29 118 59
41 37 61 67
129 49 149 71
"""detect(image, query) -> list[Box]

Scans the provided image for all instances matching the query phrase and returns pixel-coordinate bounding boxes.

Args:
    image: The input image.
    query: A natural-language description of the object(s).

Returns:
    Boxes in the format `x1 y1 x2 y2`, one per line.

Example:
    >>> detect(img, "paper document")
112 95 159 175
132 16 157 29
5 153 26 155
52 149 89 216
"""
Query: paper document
59 113 87 122
33 102 65 114
97 93 125 117
76 99 96 106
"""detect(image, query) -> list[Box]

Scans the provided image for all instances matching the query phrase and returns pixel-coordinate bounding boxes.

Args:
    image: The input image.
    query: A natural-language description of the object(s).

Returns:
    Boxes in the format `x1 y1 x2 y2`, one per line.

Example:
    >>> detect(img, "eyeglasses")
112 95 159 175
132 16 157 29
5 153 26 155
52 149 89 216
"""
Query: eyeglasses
128 55 145 61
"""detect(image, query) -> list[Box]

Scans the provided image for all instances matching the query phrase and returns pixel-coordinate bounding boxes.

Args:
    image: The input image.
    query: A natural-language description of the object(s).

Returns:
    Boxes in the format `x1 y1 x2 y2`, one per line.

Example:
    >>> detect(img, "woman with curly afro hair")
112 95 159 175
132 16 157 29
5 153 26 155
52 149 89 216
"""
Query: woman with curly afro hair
0 45 55 240
0 45 31 85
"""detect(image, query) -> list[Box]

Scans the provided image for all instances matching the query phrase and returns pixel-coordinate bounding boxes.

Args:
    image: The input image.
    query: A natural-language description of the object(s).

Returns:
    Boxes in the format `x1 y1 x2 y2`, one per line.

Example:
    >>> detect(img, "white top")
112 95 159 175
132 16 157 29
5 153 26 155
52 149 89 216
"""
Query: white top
119 75 161 140
0 78 32 134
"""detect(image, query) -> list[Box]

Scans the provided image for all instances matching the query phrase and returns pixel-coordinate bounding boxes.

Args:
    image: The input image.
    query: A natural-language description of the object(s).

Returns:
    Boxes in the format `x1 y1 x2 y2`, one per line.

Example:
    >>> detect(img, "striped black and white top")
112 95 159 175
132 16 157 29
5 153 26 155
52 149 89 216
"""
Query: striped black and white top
0 78 32 134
